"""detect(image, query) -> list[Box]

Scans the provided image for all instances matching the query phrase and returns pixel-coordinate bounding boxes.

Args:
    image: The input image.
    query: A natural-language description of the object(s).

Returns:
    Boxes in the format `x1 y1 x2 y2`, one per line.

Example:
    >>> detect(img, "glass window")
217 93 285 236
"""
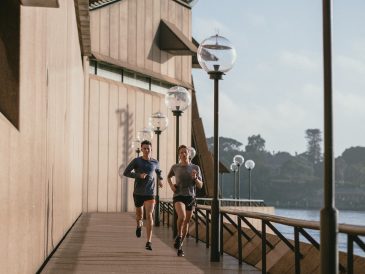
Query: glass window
123 70 137 86
89 60 96 75
151 79 169 94
135 75 150 90
97 63 121 82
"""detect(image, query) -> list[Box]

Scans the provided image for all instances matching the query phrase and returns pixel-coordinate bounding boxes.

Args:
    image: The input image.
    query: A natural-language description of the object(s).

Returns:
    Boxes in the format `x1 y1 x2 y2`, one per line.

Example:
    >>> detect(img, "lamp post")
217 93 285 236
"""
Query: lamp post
149 112 168 227
321 1 338 273
132 138 141 157
165 86 191 163
197 34 236 262
233 155 244 203
230 162 238 203
165 86 191 237
244 160 255 206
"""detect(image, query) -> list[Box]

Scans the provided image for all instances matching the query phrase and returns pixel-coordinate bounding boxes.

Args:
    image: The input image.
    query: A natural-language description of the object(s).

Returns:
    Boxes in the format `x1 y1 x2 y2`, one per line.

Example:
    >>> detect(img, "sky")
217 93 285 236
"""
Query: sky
191 0 365 156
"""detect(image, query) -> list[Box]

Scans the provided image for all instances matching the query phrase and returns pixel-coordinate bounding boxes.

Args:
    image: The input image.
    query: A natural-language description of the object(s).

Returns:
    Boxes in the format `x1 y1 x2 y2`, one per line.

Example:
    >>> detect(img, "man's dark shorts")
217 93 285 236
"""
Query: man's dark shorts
173 196 195 211
133 194 155 208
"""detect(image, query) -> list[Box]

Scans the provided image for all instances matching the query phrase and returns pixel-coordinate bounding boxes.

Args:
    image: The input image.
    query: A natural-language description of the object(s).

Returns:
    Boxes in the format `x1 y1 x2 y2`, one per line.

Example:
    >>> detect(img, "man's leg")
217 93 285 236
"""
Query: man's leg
144 200 155 245
135 206 143 238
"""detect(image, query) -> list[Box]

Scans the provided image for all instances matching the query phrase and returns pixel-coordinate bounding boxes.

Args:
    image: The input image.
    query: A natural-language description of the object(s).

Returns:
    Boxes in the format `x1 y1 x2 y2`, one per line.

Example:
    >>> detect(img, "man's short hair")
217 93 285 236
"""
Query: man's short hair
178 144 188 153
141 140 152 147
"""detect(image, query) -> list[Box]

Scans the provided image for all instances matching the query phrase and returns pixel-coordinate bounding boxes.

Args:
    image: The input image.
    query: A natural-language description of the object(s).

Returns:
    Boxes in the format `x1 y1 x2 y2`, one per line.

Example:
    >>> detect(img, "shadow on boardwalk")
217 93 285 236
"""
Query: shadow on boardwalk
40 213 260 274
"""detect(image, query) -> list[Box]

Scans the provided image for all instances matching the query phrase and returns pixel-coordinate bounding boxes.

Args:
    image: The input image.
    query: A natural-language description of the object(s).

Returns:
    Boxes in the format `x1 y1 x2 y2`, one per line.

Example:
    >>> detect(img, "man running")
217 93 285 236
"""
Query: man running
123 140 163 251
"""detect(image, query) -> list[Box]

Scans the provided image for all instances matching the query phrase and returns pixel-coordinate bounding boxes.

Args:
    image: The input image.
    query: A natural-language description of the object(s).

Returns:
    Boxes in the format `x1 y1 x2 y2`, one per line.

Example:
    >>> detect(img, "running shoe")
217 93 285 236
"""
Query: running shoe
177 248 184 257
174 236 182 249
136 226 142 238
145 241 152 251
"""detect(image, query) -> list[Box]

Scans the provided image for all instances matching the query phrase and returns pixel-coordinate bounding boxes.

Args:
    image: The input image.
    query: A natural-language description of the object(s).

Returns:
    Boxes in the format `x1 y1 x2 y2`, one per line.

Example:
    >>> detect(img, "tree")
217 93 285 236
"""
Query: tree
305 129 322 164
245 134 266 153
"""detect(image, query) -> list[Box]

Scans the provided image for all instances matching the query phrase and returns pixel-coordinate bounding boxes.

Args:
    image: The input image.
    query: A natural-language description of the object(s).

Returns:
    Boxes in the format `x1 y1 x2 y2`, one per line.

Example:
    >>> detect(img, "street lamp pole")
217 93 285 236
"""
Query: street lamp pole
197 34 236 262
209 67 223 261
245 160 255 206
321 0 338 273
149 112 168 227
165 86 191 238
230 162 238 205
172 109 182 163
233 155 244 206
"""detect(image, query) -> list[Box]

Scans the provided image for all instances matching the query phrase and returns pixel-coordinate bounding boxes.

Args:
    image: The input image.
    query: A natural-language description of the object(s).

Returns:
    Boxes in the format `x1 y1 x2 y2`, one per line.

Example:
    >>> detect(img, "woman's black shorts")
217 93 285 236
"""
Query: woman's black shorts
173 196 196 211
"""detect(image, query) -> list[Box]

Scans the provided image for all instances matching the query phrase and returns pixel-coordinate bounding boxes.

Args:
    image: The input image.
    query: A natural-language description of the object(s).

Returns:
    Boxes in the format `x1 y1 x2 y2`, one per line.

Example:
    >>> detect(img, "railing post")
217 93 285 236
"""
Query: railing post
206 210 210 248
294 227 301 274
195 207 199 243
162 202 165 226
167 203 170 228
220 212 224 255
238 217 242 265
262 221 266 274
347 234 353 274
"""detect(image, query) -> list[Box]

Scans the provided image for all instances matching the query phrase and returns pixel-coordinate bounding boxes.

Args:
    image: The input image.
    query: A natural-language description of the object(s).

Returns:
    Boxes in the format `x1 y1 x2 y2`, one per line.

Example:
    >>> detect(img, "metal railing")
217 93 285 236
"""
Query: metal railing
159 199 365 274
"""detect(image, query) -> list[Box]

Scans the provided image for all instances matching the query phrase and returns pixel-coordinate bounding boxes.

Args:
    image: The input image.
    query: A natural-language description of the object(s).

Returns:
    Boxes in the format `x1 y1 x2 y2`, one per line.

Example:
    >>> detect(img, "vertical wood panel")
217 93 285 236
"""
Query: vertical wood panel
136 0 145 68
98 81 110 212
108 84 119 211
152 0 161 73
88 79 100 211
83 58 90 211
167 1 176 78
181 7 189 83
127 0 137 66
174 4 182 81
119 0 128 62
100 6 110 56
110 3 119 60
90 10 100 53
117 85 128 212
126 86 136 211
0 120 10 273
160 0 168 76
144 0 153 71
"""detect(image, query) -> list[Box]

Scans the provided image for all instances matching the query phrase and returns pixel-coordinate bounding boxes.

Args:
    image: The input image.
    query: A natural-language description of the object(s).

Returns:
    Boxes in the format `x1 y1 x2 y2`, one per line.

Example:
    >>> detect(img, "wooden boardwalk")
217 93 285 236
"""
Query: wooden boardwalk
40 213 260 273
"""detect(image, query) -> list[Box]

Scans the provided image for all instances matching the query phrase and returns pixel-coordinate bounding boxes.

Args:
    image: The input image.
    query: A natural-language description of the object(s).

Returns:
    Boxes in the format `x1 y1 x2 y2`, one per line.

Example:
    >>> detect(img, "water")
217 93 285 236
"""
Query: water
274 208 365 257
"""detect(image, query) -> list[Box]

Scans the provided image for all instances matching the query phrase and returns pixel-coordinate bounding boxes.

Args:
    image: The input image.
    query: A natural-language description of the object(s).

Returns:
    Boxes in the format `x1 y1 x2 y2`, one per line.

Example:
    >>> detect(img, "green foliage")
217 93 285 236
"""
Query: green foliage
206 133 365 210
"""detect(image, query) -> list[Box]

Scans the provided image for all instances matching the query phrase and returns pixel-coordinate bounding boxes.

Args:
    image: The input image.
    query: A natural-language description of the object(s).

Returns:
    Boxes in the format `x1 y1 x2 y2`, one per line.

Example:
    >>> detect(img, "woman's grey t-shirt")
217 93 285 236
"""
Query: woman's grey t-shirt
167 163 202 197
123 157 162 196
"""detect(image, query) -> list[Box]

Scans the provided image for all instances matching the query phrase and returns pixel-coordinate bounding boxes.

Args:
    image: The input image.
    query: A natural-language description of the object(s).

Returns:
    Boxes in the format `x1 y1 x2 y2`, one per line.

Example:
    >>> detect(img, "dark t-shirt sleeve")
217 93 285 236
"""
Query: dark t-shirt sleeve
123 158 138 178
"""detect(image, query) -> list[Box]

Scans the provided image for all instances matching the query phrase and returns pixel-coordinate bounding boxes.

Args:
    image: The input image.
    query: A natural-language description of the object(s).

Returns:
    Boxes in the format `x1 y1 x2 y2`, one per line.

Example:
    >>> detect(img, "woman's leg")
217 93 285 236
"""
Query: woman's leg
174 201 186 237
181 209 193 242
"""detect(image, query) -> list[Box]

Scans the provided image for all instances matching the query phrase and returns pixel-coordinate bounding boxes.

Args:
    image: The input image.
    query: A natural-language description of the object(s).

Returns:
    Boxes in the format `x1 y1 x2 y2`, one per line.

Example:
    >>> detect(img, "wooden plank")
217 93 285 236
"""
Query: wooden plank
160 0 168 76
144 0 153 71
152 0 161 73
174 4 183 81
100 6 110 56
90 9 100 53
88 79 100 212
167 1 176 78
119 0 128 62
127 0 137 66
108 84 119 211
98 81 110 212
136 0 145 68
110 2 119 60
41 213 260 273
117 85 129 212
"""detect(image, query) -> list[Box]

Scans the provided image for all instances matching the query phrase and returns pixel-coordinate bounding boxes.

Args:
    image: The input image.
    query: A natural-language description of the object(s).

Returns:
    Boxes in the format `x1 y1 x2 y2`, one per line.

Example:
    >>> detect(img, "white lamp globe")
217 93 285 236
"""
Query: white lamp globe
245 159 255 170
233 155 244 166
197 34 237 73
165 86 191 112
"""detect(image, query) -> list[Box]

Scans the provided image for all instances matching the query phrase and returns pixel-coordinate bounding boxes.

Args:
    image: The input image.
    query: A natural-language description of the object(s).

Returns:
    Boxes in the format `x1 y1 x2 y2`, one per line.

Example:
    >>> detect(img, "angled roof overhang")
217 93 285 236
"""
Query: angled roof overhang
158 19 197 56
20 0 59 7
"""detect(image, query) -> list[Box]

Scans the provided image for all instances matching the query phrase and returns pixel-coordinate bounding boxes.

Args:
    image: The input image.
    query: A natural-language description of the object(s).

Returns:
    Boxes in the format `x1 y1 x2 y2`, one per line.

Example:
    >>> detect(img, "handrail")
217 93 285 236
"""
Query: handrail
159 199 365 274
